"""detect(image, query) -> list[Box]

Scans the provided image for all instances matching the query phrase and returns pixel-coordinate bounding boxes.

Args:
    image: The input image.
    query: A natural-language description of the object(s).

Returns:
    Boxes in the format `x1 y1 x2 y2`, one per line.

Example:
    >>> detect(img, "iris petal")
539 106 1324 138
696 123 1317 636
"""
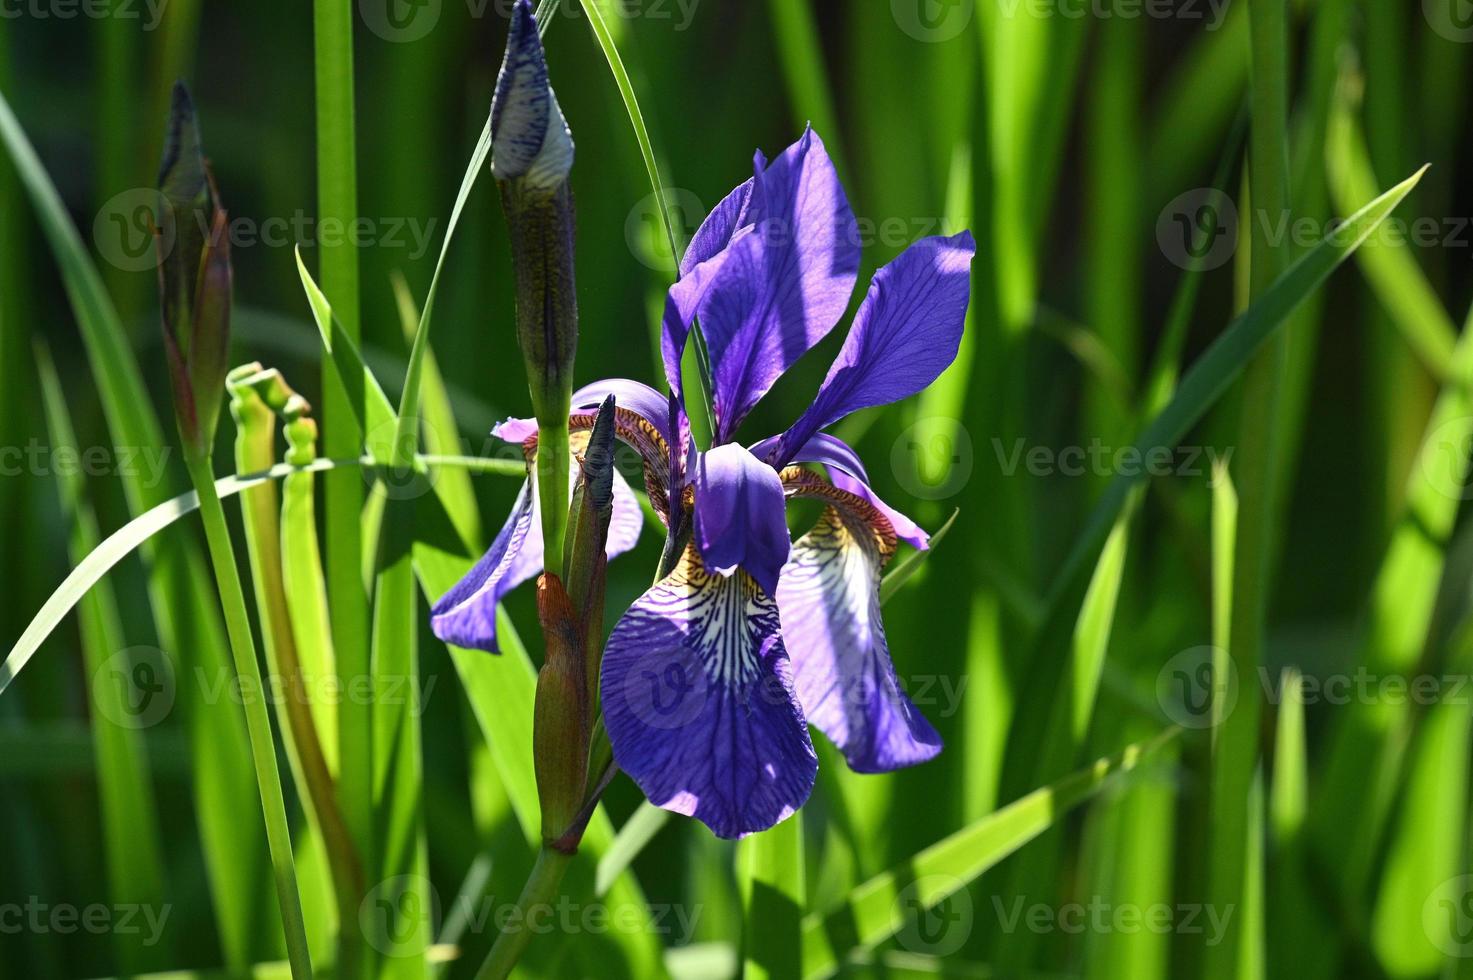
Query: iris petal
776 483 942 773
429 449 643 653
776 231 975 463
692 443 791 595
601 546 817 839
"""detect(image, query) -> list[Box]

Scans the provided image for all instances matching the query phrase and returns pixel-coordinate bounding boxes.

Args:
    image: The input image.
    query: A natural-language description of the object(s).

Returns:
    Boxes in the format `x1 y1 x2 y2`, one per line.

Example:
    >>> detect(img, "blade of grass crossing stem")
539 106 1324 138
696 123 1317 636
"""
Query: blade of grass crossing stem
35 341 172 975
1028 170 1427 762
595 802 671 897
0 456 523 695
801 729 1182 980
1370 618 1473 976
0 88 271 971
739 813 804 980
391 273 481 545
312 3 372 940
1312 305 1473 912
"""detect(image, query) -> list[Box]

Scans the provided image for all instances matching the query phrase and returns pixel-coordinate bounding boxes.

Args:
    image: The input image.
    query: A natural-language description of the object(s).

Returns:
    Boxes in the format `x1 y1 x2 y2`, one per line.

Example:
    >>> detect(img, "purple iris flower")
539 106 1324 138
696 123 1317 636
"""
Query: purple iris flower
432 128 975 838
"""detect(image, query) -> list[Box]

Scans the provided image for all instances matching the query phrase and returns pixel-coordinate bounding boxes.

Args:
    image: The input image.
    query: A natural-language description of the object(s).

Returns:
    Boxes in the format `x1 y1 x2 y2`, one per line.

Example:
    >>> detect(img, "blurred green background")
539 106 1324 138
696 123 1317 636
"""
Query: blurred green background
1 0 1472 977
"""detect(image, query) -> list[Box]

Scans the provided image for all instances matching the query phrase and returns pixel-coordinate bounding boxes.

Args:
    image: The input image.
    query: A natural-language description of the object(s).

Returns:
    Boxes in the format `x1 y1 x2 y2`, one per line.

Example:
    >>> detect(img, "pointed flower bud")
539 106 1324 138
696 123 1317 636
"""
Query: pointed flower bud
491 0 579 568
491 0 573 191
157 82 231 460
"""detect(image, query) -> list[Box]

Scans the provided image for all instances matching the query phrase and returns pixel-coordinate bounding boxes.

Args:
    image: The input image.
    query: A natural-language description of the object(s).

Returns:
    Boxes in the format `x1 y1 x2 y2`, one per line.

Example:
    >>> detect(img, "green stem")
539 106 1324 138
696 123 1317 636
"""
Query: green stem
183 450 313 980
473 846 575 980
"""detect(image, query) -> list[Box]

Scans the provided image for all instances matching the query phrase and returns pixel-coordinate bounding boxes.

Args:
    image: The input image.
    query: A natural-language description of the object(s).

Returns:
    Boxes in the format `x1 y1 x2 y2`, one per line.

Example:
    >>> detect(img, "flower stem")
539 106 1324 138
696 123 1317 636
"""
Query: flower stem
183 450 313 980
473 845 574 980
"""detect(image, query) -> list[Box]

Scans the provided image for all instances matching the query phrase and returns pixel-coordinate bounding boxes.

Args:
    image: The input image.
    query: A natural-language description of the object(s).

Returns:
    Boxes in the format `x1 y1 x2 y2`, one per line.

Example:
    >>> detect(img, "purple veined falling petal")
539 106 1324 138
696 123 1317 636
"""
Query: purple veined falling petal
600 546 817 839
694 127 861 443
429 458 644 653
775 231 976 466
692 442 791 595
777 503 942 773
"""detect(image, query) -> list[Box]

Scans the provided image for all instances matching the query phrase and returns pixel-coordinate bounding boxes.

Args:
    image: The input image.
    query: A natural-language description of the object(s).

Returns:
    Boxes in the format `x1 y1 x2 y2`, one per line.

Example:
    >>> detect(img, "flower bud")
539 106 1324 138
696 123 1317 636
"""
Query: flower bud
157 82 231 460
491 0 579 567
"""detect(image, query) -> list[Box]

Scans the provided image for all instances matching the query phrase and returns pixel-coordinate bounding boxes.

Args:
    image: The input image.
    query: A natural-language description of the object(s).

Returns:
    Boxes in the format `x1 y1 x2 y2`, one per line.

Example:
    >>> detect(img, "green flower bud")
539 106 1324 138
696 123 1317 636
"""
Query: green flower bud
157 82 231 460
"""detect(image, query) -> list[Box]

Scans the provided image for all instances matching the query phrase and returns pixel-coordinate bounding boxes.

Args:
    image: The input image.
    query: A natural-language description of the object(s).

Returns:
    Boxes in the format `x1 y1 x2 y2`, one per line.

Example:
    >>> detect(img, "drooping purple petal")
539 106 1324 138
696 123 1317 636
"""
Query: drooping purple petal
429 461 643 653
601 547 817 838
430 479 537 652
692 443 790 594
777 505 942 773
698 128 861 442
775 231 976 463
752 431 928 551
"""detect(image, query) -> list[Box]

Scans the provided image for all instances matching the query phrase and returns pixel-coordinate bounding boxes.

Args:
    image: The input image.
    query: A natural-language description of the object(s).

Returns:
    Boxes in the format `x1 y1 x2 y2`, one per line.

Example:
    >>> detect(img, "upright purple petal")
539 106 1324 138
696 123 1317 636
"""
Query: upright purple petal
429 461 643 653
601 547 817 838
702 129 860 441
692 443 790 594
659 228 761 405
775 232 975 464
777 503 942 773
681 176 755 276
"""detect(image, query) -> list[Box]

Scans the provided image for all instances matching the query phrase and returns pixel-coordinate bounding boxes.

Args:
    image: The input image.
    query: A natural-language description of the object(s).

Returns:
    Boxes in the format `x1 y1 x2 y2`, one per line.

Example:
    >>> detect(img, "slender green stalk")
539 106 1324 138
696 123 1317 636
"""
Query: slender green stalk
474 846 575 980
183 450 313 980
1208 0 1291 976
311 4 372 967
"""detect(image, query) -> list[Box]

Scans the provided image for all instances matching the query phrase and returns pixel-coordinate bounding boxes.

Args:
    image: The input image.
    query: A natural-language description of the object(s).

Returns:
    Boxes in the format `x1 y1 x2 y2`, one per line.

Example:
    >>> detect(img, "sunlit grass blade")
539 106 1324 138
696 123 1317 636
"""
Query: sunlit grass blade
1312 301 1473 918
596 801 670 897
879 509 958 605
739 813 804 980
0 454 520 695
801 729 1181 980
765 0 841 156
34 339 172 975
1370 616 1473 977
1326 73 1456 377
0 86 272 969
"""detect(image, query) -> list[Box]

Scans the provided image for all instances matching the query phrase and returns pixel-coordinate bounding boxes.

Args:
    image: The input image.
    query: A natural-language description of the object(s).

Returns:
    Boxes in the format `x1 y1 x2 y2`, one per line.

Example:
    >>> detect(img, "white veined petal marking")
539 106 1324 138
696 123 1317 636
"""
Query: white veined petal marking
645 548 774 687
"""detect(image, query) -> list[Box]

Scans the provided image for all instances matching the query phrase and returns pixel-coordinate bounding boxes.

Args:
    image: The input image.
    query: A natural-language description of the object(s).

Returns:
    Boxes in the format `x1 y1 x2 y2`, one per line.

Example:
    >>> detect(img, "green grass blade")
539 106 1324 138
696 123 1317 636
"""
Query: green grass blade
739 813 804 980
1326 77 1456 377
34 340 172 975
0 86 271 969
765 0 842 156
1312 304 1473 909
801 729 1181 980
879 510 959 606
595 802 670 897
